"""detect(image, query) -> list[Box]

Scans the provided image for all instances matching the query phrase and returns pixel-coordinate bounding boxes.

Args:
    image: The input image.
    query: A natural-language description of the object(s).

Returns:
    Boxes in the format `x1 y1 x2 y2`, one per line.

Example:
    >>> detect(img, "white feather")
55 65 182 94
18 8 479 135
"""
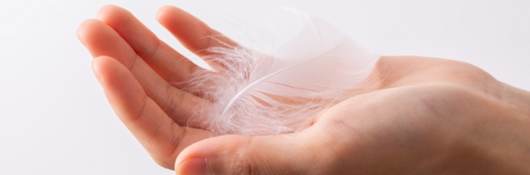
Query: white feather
179 13 379 135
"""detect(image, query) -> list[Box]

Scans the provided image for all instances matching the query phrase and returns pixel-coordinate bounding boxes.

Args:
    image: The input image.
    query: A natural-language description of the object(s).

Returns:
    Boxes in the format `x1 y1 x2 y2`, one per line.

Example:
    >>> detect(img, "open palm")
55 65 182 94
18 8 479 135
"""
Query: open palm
79 5 322 170
78 5 243 168
79 5 530 175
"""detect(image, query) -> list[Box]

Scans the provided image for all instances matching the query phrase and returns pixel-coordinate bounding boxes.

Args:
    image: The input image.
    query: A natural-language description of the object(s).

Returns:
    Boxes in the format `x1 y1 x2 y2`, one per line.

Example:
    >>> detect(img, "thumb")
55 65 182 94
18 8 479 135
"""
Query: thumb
174 130 325 175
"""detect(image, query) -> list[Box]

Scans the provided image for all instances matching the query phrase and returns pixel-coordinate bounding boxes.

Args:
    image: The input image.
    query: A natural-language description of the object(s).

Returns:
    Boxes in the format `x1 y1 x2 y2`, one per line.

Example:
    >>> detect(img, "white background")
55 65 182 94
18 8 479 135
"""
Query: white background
0 0 528 174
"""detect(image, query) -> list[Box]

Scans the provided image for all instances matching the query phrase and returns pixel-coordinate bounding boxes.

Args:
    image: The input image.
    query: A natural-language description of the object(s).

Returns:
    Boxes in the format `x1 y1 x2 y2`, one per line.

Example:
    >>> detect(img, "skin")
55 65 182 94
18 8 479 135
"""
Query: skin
78 5 530 175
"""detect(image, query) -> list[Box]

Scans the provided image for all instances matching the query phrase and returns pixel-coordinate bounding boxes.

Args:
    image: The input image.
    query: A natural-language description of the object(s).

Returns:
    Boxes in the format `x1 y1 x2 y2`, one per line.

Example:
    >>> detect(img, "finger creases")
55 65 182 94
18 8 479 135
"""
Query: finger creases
78 18 205 125
175 134 318 175
97 4 197 83
92 56 211 169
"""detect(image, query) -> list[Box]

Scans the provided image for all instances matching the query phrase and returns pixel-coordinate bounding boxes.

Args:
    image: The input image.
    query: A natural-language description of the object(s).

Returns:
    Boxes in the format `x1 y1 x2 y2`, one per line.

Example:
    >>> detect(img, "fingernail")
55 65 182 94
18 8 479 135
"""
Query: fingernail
176 158 207 175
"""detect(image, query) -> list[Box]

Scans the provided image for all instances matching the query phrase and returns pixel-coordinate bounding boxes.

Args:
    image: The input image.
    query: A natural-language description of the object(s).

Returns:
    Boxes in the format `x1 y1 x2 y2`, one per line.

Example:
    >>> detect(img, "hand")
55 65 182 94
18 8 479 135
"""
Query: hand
78 5 530 175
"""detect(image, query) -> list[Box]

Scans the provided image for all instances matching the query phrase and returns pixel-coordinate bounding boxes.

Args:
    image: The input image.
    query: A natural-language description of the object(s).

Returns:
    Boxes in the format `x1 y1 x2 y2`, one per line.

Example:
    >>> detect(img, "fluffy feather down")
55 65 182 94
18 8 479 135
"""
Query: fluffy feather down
178 16 378 135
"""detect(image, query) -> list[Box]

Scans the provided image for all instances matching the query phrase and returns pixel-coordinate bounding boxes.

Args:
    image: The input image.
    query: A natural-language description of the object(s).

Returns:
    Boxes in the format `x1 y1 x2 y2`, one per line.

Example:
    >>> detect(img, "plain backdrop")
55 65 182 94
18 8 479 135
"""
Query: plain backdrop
0 0 529 174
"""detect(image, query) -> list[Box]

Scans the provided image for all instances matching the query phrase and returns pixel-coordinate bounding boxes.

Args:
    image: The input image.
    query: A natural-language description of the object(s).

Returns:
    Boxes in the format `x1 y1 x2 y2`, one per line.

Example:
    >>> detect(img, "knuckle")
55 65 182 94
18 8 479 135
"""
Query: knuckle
413 84 484 117
231 139 259 175
231 154 257 175
228 137 271 175
443 60 494 81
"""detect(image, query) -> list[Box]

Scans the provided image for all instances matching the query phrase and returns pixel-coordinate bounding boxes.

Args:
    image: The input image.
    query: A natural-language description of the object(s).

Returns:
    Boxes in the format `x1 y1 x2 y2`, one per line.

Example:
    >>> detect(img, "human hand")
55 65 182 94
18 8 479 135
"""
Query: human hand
77 5 234 168
78 5 530 175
